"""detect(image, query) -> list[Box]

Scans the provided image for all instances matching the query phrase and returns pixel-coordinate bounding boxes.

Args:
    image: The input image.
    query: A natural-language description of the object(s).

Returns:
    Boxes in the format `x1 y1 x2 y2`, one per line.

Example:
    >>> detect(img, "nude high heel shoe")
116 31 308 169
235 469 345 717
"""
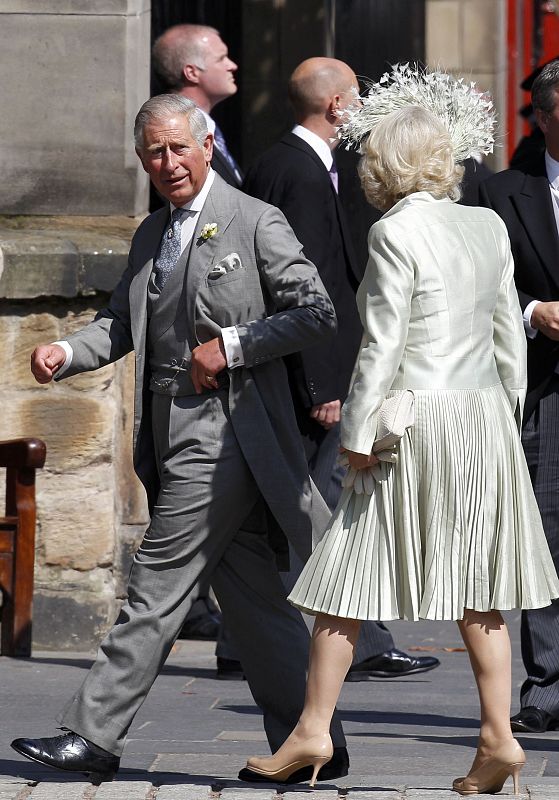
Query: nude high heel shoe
245 733 334 787
452 739 526 795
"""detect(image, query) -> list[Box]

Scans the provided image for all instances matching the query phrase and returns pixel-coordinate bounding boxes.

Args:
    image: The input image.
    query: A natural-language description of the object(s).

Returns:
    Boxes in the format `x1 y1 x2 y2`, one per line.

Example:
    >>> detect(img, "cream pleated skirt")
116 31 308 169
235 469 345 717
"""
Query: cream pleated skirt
289 385 559 621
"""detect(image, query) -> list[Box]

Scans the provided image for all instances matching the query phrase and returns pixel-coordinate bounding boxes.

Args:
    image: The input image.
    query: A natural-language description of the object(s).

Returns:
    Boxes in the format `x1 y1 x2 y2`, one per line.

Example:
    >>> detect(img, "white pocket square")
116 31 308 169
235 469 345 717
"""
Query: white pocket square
209 252 242 275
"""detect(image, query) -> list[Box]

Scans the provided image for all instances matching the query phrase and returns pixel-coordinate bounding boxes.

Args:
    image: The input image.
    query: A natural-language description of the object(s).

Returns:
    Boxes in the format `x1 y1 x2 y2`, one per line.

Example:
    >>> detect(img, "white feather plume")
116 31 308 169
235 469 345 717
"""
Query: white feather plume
338 63 496 163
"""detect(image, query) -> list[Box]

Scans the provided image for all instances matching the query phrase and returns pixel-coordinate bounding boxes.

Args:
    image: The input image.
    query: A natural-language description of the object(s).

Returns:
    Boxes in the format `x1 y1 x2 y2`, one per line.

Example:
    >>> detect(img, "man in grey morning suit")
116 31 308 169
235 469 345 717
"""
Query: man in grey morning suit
11 94 348 784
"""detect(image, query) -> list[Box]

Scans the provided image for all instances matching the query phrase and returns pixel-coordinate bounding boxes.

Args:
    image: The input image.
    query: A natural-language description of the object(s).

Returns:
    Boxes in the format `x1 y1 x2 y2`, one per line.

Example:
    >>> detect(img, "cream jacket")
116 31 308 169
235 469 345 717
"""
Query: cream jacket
341 191 527 455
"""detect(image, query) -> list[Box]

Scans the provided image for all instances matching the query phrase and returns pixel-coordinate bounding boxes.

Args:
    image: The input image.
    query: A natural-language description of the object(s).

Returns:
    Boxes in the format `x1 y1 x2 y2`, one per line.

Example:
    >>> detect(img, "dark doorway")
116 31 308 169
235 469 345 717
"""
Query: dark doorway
334 0 426 266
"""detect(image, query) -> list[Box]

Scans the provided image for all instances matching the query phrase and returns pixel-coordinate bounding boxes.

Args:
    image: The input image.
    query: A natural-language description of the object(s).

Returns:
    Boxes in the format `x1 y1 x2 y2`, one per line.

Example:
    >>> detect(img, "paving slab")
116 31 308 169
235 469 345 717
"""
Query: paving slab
94 781 154 799
155 789 214 800
0 790 29 800
25 785 91 800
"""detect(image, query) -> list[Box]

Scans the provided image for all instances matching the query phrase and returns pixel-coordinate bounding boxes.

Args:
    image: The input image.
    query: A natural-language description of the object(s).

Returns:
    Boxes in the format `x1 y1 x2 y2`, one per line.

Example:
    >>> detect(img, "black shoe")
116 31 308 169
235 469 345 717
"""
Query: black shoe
216 656 246 681
345 648 440 680
510 706 559 733
11 730 119 784
238 745 349 784
178 597 222 640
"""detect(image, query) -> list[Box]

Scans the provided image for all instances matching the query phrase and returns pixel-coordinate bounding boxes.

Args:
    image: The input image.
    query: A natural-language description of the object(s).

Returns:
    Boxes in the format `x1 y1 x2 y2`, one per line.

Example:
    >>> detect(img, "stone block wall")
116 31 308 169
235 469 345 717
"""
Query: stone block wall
425 0 508 171
0 1 151 216
0 217 149 650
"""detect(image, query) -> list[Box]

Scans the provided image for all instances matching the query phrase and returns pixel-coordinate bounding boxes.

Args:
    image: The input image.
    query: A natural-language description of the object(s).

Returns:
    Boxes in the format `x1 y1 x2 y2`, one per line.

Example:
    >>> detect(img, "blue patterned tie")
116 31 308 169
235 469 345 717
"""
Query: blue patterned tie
153 208 183 289
213 123 241 180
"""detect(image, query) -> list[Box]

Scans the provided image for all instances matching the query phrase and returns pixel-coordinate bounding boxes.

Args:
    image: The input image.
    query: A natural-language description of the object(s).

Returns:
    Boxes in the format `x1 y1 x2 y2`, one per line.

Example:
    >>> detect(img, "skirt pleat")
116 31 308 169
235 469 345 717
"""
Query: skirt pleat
289 385 559 621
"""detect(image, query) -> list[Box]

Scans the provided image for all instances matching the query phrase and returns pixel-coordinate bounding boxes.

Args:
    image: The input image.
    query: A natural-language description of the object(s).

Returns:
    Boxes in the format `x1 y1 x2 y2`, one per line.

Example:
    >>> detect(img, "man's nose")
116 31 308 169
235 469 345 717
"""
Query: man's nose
162 148 178 170
228 59 238 72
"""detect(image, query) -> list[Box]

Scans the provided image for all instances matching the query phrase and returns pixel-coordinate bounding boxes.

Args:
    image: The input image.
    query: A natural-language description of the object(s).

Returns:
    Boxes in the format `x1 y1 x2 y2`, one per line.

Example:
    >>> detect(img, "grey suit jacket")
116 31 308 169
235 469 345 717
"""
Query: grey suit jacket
59 174 337 561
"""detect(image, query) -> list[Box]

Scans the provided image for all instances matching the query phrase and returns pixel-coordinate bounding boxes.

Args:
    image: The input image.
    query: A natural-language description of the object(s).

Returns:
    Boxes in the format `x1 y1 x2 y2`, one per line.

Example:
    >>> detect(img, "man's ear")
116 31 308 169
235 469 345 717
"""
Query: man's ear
328 94 341 119
183 63 200 85
203 132 214 163
535 108 549 134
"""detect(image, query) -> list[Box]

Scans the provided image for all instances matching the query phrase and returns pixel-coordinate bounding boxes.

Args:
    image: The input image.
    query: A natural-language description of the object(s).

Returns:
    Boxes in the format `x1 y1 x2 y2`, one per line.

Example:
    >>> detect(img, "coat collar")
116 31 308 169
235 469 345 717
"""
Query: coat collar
129 207 168 348
513 157 559 288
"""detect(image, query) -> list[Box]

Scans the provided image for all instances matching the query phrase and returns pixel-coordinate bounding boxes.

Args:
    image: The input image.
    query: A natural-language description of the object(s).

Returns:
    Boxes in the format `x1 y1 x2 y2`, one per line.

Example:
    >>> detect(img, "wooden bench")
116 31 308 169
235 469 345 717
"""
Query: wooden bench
0 438 46 656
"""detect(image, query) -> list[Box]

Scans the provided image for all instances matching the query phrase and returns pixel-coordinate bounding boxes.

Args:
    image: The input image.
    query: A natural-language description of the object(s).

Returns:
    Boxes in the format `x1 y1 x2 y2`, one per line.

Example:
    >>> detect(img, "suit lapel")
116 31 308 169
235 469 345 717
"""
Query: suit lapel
130 208 168 348
185 177 236 345
513 163 559 290
331 169 361 285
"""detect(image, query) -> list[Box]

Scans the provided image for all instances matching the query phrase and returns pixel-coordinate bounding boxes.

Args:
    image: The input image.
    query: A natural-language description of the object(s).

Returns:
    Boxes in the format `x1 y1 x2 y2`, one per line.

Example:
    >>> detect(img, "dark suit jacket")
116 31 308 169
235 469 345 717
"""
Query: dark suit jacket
479 155 559 420
243 132 363 432
212 148 242 188
460 158 493 206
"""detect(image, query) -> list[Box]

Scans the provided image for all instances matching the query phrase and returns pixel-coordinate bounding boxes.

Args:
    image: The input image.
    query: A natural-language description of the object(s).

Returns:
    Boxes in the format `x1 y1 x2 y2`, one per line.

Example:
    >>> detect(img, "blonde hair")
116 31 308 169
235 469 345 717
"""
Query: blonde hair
358 105 464 211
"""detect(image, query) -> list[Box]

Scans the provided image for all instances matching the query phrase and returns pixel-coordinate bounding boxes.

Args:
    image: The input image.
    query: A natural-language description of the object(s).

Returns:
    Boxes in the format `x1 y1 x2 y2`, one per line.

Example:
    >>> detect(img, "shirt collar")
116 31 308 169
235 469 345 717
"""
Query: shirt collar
292 124 333 171
545 150 559 189
171 168 216 214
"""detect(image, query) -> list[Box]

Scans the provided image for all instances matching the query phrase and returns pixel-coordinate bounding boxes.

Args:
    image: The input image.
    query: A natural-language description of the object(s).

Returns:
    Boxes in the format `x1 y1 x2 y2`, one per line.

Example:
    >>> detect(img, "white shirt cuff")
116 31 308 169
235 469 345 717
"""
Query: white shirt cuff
53 340 74 377
221 326 244 368
523 300 540 339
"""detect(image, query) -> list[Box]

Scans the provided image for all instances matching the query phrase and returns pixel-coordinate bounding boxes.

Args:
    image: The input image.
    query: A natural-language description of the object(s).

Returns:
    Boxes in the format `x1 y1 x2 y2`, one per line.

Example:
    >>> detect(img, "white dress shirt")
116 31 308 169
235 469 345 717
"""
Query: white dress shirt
56 167 243 375
523 150 559 338
292 124 334 170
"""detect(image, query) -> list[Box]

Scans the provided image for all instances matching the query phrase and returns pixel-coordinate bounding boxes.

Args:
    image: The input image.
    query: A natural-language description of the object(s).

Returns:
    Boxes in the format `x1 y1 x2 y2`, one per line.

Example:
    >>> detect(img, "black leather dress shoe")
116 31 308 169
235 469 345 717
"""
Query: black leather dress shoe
510 706 559 733
238 745 349 784
11 731 119 784
345 648 440 680
216 656 246 681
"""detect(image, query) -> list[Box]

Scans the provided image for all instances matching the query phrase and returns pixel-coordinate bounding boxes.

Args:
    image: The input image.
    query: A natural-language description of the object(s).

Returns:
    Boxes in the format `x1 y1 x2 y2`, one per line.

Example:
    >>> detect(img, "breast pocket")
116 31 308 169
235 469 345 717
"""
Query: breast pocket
206 267 246 287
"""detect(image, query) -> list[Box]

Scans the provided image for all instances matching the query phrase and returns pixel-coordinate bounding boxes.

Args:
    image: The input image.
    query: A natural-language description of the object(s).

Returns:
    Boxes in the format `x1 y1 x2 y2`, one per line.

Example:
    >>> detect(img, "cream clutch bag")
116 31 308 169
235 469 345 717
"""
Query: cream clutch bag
341 390 415 493
373 390 415 455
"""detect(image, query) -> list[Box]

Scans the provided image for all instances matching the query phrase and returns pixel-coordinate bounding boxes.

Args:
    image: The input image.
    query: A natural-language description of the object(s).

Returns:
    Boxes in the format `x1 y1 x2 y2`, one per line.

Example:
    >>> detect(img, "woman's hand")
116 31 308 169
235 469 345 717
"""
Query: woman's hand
341 448 380 470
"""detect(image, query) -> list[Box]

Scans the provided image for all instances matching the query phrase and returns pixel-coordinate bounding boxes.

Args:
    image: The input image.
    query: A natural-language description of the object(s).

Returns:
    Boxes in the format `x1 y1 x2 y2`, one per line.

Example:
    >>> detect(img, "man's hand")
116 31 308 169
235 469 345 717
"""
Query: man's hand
31 344 67 384
310 399 341 430
191 337 227 394
341 447 380 470
531 301 559 341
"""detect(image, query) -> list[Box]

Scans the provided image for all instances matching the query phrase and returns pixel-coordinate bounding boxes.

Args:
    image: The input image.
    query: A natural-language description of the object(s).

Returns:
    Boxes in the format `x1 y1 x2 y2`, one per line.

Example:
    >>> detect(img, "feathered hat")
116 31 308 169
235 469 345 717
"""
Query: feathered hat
338 63 496 163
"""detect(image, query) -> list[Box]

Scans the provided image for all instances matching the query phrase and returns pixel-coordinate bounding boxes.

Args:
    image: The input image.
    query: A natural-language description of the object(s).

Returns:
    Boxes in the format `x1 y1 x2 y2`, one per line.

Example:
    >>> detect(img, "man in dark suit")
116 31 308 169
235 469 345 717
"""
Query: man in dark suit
480 58 559 733
11 94 349 783
153 24 242 187
243 57 439 682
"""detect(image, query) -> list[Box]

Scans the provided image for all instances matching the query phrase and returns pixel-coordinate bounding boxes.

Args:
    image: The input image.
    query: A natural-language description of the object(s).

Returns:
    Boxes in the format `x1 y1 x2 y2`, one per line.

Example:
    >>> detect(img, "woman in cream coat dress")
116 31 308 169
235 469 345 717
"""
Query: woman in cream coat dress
245 104 559 795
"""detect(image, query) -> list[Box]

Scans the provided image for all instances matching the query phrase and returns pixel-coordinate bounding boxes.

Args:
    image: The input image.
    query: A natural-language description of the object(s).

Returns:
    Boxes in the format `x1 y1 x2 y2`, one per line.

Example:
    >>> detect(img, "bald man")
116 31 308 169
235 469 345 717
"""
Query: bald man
243 58 440 682
153 24 242 187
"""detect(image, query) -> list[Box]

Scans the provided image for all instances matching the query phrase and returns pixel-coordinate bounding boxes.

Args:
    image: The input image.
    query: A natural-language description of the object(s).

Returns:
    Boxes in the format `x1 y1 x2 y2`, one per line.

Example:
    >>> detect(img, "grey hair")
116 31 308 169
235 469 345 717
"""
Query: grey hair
359 105 464 211
134 95 208 149
532 58 559 114
152 24 219 91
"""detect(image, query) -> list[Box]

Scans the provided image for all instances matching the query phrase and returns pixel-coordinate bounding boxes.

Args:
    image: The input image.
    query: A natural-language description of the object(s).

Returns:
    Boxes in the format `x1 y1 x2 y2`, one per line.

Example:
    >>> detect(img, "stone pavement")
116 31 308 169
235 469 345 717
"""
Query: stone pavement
2 616 559 799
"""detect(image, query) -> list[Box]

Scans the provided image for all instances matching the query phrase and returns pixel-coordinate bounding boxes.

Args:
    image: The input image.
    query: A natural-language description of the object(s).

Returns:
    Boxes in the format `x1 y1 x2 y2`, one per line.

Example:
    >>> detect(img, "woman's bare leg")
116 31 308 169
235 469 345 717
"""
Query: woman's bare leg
293 613 362 738
457 609 515 769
